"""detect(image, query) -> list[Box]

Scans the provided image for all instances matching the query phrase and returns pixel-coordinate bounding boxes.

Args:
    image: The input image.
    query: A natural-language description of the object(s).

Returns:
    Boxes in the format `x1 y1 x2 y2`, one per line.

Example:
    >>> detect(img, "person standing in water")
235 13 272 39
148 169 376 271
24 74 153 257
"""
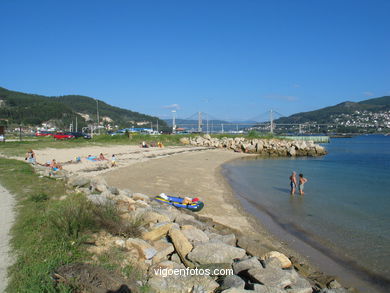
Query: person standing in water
298 173 308 195
289 171 297 195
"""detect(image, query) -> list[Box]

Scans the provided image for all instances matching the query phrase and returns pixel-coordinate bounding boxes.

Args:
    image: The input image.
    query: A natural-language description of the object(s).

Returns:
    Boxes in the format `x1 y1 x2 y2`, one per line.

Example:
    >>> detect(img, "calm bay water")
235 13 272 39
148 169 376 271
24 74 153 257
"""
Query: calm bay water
223 135 390 291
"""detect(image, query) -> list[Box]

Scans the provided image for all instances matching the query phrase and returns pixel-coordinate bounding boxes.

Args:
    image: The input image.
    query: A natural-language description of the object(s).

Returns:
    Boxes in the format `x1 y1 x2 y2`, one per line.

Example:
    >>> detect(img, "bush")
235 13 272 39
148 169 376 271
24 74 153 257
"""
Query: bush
47 194 95 240
92 202 144 238
28 193 49 202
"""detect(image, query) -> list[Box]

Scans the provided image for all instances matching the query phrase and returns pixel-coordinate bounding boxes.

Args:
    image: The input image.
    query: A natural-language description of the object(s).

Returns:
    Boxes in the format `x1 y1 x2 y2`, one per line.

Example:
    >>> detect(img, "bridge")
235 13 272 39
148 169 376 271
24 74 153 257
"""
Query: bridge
166 110 333 135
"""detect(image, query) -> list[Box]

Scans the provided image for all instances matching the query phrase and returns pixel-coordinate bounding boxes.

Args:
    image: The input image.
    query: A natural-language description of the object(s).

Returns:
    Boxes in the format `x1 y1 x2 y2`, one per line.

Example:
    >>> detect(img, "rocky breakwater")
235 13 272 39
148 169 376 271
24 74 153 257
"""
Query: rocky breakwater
181 135 327 157
54 175 353 293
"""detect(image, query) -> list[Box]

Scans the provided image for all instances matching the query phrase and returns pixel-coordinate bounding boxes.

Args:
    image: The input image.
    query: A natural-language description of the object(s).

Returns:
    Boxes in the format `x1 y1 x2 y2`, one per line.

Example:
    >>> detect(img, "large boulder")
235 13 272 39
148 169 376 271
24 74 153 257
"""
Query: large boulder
152 241 175 264
142 222 173 242
148 273 218 293
209 233 236 246
232 257 263 274
180 137 190 145
125 238 157 260
247 267 293 289
262 251 292 269
187 241 246 265
175 213 206 230
143 211 171 224
68 176 90 187
133 193 150 202
237 236 272 258
181 226 209 244
221 275 246 290
168 228 193 266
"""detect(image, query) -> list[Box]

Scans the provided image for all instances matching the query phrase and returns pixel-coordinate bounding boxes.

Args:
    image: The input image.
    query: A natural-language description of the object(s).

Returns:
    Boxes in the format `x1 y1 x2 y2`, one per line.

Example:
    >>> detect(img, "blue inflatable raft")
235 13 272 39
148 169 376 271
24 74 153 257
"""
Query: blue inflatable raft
154 195 204 212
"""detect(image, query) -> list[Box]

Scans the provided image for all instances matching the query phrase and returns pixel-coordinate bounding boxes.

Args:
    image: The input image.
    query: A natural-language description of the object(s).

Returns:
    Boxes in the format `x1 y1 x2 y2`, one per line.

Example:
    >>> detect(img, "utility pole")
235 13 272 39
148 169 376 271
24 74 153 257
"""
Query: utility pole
172 110 176 134
157 119 159 133
221 123 224 133
96 99 100 134
198 112 202 133
270 110 274 134
75 116 78 132
206 113 209 134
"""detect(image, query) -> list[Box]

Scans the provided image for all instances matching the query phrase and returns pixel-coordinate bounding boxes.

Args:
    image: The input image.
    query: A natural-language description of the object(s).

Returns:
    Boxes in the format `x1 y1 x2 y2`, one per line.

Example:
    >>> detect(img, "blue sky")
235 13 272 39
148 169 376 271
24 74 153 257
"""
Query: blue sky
1 0 389 121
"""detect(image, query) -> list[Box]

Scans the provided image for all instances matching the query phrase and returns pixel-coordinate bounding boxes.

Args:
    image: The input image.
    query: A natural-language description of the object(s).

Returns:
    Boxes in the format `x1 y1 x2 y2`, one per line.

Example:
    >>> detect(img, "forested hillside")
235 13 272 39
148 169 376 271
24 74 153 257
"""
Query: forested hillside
0 87 167 129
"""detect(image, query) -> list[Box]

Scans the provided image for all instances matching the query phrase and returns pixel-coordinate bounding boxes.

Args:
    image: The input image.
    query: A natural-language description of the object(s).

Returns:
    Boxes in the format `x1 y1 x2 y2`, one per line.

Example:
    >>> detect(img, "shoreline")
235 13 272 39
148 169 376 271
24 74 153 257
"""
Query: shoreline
222 157 389 293
10 143 384 292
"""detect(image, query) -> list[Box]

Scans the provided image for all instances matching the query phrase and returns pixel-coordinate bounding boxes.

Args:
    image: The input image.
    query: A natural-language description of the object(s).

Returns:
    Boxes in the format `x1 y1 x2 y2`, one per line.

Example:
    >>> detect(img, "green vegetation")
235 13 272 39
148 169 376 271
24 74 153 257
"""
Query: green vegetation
0 86 168 130
0 158 144 292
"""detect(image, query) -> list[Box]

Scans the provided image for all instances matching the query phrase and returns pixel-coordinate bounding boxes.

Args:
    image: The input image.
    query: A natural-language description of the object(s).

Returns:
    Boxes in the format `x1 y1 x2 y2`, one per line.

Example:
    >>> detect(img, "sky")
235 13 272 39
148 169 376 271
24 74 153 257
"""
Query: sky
1 0 389 121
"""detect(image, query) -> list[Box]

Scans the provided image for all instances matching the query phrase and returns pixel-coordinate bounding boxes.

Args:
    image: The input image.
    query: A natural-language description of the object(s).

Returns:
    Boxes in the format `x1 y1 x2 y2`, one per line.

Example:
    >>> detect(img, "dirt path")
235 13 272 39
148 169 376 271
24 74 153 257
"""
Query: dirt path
0 184 15 292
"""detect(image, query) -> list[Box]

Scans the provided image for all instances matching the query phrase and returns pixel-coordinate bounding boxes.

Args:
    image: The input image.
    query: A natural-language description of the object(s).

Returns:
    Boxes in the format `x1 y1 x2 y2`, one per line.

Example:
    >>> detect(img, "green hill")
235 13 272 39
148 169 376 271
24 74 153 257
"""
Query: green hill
276 96 390 124
0 87 167 130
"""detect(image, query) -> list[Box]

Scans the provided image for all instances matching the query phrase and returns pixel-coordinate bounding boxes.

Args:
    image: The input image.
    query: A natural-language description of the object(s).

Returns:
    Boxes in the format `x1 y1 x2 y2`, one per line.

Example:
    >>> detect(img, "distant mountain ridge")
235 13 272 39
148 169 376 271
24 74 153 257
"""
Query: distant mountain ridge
0 87 167 129
276 96 390 124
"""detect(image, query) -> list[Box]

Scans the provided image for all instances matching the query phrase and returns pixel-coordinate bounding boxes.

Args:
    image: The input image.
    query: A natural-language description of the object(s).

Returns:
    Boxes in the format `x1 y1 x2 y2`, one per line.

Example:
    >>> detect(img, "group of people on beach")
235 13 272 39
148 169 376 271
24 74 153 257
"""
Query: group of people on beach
141 141 164 148
25 150 118 172
85 153 117 167
289 171 308 195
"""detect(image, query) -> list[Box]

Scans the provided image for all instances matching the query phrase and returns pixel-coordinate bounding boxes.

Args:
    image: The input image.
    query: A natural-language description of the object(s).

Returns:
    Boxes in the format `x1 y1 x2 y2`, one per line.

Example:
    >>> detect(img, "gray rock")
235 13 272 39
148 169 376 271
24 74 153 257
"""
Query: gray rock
221 275 245 290
187 241 246 265
233 257 263 274
175 213 206 229
68 176 90 187
319 289 349 293
108 186 119 195
148 274 218 293
247 267 292 289
133 192 150 201
237 236 272 258
209 233 236 246
181 227 209 244
87 194 113 205
253 284 285 293
170 253 181 264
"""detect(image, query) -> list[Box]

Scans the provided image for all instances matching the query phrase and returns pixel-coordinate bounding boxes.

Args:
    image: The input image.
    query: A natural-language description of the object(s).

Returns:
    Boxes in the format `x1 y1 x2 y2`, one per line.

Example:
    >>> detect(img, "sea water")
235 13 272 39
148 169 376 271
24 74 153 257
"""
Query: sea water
223 135 390 292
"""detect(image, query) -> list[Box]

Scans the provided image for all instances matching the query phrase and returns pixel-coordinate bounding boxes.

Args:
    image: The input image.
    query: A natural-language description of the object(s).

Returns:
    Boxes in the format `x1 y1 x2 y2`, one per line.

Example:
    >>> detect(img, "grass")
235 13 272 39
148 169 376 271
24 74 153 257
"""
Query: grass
0 158 147 292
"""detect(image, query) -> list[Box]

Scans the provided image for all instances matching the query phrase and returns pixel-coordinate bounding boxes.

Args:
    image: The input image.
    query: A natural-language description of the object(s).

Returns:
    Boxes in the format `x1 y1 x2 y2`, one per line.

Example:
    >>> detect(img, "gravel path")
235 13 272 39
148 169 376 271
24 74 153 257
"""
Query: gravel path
0 184 15 292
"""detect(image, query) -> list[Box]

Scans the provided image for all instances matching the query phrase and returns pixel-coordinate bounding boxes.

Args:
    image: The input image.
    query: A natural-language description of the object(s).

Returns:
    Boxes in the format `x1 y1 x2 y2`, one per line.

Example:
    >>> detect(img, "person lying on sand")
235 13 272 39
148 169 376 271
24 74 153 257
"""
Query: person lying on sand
98 153 108 161
141 141 149 148
49 159 62 171
157 141 164 148
87 155 98 161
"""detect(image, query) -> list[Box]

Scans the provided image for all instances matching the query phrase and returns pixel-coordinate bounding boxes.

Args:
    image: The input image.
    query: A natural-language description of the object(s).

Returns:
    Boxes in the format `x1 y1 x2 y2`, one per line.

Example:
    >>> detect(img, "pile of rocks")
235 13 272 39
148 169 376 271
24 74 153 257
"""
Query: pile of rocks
63 175 352 293
181 135 327 157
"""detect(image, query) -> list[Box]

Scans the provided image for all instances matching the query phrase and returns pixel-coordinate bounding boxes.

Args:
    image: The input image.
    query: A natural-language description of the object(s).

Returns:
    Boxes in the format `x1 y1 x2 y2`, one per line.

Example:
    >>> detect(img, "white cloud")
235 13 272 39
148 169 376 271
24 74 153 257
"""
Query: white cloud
363 91 374 97
263 94 297 102
162 104 180 110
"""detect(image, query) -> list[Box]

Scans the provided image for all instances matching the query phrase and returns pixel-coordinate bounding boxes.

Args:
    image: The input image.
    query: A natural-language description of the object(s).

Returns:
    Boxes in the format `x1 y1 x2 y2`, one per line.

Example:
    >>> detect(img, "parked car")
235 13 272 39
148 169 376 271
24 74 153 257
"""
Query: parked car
70 132 91 139
53 132 75 140
35 131 54 137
